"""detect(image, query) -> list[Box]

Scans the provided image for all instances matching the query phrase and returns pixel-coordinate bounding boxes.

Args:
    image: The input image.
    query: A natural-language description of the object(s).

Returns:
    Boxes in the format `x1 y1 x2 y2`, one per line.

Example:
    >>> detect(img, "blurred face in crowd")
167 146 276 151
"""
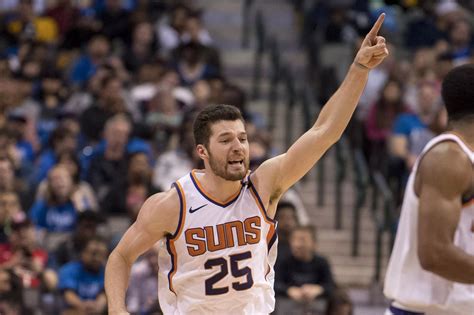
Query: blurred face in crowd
171 6 189 31
0 269 12 294
0 192 21 223
129 153 150 177
105 117 131 149
101 78 123 106
383 80 402 104
192 80 211 106
0 159 15 189
186 16 202 41
290 228 315 262
417 82 439 115
54 133 77 155
450 20 471 46
48 166 74 201
88 37 110 61
205 120 250 181
57 154 79 181
76 218 99 243
10 222 36 250
42 77 62 95
133 22 154 45
275 206 297 236
81 240 108 273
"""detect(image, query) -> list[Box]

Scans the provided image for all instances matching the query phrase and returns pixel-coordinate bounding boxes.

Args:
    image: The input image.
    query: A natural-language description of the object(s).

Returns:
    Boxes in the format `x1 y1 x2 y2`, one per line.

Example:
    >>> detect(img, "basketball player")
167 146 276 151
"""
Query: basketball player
105 14 389 315
384 64 474 315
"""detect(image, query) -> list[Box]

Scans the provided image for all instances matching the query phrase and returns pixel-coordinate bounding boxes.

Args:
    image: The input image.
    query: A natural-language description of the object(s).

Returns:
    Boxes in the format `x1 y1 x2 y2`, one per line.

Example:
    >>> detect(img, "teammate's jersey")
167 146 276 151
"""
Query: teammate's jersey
157 170 278 315
384 133 474 315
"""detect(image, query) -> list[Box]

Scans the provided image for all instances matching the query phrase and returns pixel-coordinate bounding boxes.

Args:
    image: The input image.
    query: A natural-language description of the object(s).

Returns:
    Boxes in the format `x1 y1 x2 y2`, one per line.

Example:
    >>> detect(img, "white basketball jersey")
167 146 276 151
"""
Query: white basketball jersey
384 133 474 315
157 170 278 315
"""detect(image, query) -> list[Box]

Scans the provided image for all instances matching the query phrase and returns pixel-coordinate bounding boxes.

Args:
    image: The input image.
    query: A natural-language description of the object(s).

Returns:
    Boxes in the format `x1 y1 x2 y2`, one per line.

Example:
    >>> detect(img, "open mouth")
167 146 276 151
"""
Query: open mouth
228 160 244 165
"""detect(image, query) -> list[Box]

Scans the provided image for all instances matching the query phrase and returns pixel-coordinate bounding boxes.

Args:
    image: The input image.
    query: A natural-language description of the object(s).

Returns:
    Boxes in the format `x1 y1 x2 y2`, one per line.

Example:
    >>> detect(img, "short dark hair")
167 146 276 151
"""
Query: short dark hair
441 64 474 122
291 225 317 242
193 104 244 147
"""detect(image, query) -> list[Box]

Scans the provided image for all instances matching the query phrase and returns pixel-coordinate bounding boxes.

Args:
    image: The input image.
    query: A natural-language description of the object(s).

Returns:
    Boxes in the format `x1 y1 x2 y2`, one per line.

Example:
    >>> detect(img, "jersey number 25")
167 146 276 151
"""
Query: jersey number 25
204 251 253 295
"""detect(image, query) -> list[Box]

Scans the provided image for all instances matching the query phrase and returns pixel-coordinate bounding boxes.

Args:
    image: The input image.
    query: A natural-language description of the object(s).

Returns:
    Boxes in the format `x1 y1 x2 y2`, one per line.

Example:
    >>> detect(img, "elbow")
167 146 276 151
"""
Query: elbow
418 247 442 273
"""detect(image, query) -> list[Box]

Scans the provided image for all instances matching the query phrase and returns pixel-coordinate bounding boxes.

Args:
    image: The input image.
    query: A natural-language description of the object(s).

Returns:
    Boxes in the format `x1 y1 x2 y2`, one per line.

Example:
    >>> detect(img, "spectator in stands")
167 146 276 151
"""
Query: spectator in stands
0 155 30 209
404 0 446 49
98 0 131 45
4 0 58 44
274 201 298 263
126 245 160 314
173 42 218 87
79 75 129 144
29 165 79 234
447 18 473 65
152 119 197 191
103 151 158 219
145 88 183 150
0 268 24 315
36 151 98 212
122 21 159 73
35 68 69 148
32 126 77 186
364 78 408 170
389 80 443 171
0 191 24 243
157 3 190 54
45 0 81 38
54 210 104 268
69 35 111 88
58 237 108 314
87 114 151 206
0 217 57 292
275 225 337 315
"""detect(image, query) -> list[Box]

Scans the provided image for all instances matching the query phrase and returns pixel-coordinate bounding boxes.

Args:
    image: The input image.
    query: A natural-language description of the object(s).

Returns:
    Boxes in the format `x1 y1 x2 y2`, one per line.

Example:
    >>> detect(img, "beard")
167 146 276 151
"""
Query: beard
208 151 249 181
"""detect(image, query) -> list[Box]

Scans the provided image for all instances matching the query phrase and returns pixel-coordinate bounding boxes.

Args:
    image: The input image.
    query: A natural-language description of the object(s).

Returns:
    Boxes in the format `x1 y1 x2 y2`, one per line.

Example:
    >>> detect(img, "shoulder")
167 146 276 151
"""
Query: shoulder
417 141 471 194
136 188 181 236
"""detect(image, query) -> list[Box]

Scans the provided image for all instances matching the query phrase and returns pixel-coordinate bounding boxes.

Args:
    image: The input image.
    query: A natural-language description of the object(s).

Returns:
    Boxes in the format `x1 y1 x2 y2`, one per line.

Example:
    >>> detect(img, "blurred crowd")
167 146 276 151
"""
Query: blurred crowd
0 0 473 314
0 0 276 314
304 0 474 205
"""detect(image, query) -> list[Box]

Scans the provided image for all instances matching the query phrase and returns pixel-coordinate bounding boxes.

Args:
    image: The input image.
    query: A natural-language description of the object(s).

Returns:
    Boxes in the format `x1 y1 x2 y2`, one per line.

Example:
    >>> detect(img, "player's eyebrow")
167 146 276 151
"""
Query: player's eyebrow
217 131 247 137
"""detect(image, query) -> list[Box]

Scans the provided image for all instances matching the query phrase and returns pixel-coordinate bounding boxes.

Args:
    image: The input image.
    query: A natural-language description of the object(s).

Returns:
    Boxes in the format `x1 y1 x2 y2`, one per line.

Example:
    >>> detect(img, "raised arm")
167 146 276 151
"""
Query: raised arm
253 14 389 212
416 142 474 283
105 190 179 314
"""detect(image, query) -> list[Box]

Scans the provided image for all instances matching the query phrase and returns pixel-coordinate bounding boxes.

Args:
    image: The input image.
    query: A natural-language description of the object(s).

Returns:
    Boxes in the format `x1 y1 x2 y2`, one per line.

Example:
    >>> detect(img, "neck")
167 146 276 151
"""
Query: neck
449 121 474 148
199 169 242 203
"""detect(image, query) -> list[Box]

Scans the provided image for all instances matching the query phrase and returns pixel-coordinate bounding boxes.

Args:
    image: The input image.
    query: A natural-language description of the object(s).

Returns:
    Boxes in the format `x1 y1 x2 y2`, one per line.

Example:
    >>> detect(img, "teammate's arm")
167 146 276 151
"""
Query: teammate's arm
417 142 474 283
253 14 388 211
105 190 179 314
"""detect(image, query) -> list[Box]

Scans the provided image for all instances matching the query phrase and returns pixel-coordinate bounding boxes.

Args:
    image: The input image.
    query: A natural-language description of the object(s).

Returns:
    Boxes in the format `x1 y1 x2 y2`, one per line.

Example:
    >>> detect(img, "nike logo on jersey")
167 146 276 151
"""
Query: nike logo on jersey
189 204 208 213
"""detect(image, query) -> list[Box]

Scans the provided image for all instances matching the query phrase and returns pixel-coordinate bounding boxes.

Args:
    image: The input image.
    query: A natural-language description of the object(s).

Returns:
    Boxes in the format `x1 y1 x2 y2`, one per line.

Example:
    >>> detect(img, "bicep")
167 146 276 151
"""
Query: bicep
417 145 471 262
418 181 462 254
113 193 178 264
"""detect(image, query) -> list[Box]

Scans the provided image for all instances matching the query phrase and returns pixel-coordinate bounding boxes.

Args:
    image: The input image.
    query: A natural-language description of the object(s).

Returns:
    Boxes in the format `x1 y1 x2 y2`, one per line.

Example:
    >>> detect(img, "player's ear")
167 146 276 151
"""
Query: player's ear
196 144 208 160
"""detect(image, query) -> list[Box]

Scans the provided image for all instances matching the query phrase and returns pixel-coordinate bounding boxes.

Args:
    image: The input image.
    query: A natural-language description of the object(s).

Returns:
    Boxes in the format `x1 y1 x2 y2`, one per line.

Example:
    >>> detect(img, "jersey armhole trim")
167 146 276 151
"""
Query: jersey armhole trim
170 182 186 239
247 175 276 224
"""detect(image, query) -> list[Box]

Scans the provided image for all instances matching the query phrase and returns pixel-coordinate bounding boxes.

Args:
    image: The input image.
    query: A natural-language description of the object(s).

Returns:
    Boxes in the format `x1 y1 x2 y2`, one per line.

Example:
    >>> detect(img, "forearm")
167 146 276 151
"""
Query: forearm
105 250 133 313
420 244 474 283
312 63 369 141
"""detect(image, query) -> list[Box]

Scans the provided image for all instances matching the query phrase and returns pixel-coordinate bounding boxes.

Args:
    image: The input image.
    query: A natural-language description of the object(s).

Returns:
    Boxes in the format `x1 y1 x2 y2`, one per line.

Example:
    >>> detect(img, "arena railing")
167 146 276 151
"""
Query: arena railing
351 148 369 257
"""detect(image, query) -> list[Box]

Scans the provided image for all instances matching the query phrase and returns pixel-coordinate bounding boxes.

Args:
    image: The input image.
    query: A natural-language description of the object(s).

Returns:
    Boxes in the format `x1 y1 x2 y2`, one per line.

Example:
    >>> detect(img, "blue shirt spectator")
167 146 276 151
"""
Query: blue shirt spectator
59 261 104 300
29 199 77 232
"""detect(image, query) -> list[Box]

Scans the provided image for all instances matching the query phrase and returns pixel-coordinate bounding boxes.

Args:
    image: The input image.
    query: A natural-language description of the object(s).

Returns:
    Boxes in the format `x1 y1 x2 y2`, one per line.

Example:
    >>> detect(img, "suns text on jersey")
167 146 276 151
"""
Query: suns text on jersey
184 216 261 256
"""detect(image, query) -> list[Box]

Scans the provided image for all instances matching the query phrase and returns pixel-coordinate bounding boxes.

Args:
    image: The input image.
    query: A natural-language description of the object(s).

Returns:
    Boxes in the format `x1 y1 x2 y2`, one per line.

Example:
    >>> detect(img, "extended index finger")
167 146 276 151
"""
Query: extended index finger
367 13 385 40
